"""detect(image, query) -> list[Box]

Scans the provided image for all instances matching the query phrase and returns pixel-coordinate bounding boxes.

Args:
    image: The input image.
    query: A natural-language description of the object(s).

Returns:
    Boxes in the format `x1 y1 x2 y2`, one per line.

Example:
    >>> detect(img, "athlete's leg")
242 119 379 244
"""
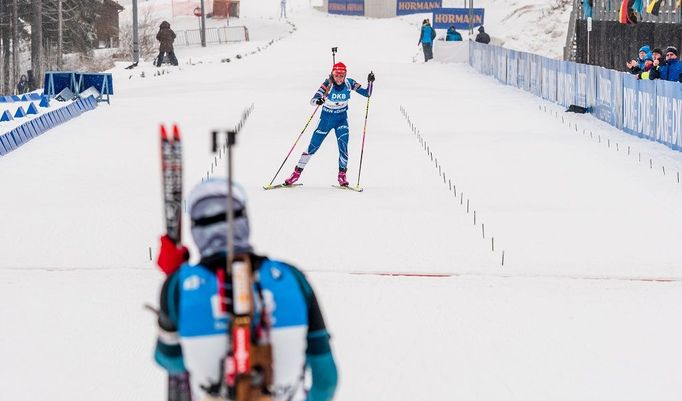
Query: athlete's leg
285 118 333 184
334 119 349 171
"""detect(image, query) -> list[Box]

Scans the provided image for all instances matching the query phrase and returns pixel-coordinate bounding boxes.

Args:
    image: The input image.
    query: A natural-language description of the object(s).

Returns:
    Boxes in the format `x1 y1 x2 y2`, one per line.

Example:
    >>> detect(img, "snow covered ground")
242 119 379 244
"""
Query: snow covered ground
2 1 682 400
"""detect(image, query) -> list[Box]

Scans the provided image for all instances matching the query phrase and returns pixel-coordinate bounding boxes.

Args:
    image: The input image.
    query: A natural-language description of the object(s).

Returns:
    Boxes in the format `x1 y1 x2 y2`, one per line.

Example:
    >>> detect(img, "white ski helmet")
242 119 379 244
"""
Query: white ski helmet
187 178 252 258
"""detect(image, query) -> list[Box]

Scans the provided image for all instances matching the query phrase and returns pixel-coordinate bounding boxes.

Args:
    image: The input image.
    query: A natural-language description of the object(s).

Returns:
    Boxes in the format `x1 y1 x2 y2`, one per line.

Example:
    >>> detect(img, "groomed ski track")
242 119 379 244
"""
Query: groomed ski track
2 2 682 400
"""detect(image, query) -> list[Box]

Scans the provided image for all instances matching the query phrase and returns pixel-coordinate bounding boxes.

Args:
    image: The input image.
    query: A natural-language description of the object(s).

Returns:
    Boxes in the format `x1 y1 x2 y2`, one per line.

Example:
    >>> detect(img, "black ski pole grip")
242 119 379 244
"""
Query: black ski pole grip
211 131 218 153
227 130 237 146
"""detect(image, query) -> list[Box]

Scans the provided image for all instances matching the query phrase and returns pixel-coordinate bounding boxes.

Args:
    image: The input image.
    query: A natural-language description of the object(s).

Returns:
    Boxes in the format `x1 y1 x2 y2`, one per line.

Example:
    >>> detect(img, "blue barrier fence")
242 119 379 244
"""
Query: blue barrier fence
0 96 98 157
43 71 114 104
469 41 682 151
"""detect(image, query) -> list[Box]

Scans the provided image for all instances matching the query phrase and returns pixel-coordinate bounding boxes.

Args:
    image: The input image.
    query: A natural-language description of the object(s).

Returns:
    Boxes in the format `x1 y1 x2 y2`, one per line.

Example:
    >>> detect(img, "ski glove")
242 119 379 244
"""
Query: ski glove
157 235 189 275
367 72 375 83
315 97 326 105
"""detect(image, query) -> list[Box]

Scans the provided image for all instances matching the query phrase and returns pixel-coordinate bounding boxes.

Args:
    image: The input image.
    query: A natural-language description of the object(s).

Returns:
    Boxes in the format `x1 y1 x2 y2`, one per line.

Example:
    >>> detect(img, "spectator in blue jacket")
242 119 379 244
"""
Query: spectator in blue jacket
418 19 437 62
626 45 652 74
446 26 462 41
652 46 682 82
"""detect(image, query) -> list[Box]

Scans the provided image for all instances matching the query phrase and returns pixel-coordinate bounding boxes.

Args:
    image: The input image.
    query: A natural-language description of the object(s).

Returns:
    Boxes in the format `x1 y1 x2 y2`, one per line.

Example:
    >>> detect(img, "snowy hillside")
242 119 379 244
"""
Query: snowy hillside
120 0 572 59
2 1 682 401
428 0 573 58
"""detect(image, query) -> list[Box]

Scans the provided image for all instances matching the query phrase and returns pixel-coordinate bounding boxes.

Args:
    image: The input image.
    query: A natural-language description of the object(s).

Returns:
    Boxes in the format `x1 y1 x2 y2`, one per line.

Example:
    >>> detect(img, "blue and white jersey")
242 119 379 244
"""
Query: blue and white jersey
311 77 370 117
172 259 311 401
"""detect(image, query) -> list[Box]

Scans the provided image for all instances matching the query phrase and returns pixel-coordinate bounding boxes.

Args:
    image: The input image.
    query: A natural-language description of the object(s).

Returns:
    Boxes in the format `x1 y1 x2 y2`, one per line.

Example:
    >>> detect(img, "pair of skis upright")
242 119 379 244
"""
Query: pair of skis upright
160 124 192 401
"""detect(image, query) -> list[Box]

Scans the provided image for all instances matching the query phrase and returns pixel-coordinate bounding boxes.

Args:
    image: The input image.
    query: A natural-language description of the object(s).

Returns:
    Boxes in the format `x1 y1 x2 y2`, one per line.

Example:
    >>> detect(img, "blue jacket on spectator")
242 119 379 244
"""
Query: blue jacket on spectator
446 26 462 41
637 45 652 70
419 23 436 45
657 58 682 82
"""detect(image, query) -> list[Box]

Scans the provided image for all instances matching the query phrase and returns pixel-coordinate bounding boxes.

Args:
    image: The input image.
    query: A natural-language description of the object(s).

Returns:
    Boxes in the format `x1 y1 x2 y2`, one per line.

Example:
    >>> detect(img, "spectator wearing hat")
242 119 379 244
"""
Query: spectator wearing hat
626 45 652 74
475 26 490 44
651 48 666 68
16 74 29 95
652 46 682 82
417 19 437 62
446 26 463 41
156 21 178 67
637 58 654 80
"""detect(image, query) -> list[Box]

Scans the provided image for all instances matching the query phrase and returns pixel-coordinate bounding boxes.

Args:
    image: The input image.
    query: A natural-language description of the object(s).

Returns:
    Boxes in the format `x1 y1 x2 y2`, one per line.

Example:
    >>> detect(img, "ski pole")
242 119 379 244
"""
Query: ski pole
265 104 322 187
266 55 336 187
355 80 373 188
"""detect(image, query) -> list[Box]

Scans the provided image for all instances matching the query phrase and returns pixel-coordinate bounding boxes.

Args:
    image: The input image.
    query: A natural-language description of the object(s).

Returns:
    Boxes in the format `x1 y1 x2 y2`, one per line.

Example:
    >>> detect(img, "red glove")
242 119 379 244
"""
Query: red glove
157 235 189 275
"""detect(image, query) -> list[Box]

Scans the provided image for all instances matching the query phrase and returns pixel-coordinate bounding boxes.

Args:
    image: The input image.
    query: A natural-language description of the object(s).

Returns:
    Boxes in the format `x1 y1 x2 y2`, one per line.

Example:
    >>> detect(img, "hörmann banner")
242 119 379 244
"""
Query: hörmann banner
328 0 365 16
432 8 484 29
396 0 442 16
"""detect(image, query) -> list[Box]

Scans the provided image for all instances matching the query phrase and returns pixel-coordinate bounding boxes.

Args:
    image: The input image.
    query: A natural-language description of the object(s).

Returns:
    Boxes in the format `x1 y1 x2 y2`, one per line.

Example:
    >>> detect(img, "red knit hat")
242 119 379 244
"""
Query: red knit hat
332 62 347 75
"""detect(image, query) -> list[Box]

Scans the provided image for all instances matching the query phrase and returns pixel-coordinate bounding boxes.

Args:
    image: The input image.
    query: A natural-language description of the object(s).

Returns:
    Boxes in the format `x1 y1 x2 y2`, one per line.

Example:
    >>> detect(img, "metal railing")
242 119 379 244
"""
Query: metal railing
173 26 249 47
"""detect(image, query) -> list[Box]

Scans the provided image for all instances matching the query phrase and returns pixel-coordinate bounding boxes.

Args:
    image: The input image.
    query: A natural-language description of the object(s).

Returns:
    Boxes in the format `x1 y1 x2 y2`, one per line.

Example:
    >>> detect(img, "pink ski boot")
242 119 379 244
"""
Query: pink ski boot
337 169 349 186
285 167 303 186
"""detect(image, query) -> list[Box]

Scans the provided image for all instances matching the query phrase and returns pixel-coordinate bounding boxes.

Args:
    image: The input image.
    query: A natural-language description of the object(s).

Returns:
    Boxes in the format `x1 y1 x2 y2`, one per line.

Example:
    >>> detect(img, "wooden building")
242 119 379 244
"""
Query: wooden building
95 0 125 48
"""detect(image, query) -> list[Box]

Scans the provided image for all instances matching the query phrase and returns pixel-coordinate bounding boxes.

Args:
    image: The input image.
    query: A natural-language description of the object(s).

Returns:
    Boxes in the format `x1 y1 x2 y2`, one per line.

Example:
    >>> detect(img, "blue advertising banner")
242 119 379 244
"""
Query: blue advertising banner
637 79 656 140
491 46 499 80
611 70 624 129
464 42 682 153
529 54 542 97
586 65 598 110
517 51 529 92
654 79 681 148
557 61 575 107
622 74 638 136
396 0 441 15
595 67 617 126
482 43 493 76
431 8 484 29
494 46 507 84
507 50 518 88
575 63 588 108
541 57 557 102
470 41 483 73
673 84 682 150
328 0 364 15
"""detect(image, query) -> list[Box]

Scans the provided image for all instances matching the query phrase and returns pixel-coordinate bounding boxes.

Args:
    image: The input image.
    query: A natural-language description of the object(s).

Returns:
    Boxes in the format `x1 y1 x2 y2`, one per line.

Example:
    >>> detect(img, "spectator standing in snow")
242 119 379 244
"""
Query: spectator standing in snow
16 74 28 95
446 26 462 41
418 19 437 62
475 26 490 44
280 0 287 18
156 21 178 67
